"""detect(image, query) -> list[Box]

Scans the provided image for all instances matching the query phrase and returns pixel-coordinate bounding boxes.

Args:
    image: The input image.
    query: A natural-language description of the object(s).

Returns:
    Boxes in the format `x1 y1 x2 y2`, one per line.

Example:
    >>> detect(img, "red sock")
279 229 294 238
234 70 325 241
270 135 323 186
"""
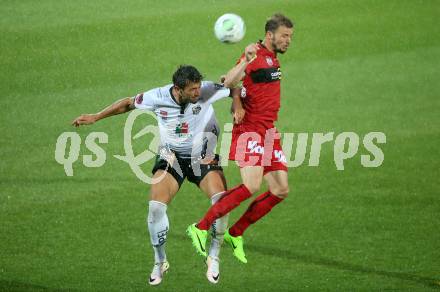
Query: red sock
229 191 283 237
197 184 252 230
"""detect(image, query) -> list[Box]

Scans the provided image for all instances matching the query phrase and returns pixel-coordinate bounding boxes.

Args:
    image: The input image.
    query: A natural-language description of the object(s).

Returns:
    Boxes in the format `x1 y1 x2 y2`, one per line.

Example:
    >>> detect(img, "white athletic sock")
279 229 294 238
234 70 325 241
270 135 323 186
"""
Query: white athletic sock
147 200 169 263
209 192 229 258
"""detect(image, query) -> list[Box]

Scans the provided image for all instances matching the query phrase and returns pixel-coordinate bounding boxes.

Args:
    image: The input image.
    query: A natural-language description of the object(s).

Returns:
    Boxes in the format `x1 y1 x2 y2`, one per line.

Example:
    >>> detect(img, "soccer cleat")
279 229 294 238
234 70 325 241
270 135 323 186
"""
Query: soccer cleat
205 256 220 284
224 229 247 263
148 261 169 286
186 223 208 257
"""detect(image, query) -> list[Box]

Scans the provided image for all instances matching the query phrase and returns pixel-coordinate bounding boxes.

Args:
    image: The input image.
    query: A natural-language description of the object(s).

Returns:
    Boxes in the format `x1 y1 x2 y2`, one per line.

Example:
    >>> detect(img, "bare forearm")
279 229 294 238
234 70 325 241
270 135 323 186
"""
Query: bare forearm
223 59 248 88
224 43 258 88
72 97 135 127
231 88 245 124
95 97 134 122
231 88 243 112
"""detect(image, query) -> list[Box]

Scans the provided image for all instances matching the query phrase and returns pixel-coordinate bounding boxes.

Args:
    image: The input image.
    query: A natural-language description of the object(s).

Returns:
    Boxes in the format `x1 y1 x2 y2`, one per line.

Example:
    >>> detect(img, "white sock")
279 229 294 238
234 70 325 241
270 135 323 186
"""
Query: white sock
209 192 229 258
147 200 169 263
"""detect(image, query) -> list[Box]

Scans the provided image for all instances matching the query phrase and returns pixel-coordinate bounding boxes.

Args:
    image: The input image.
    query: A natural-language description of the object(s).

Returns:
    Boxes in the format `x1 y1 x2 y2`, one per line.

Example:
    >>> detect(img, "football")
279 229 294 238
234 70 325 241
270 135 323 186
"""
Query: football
214 13 246 43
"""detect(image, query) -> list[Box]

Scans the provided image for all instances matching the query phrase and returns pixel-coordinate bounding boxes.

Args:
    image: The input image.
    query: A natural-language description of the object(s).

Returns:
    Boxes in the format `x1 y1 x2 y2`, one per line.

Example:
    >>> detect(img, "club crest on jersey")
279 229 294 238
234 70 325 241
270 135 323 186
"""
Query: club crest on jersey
266 56 273 66
175 122 189 136
241 86 247 98
135 93 143 104
192 105 201 115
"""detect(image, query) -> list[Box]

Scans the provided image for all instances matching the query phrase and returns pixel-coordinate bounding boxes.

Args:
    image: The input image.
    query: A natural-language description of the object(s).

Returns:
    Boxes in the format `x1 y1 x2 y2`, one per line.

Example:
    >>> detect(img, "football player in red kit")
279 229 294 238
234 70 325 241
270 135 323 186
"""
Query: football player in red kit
188 13 294 263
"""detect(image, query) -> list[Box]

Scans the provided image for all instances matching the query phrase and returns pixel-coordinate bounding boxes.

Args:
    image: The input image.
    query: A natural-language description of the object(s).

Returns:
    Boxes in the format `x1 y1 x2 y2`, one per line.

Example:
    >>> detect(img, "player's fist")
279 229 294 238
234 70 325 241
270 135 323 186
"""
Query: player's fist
72 114 98 127
219 75 226 84
244 43 258 63
233 108 245 124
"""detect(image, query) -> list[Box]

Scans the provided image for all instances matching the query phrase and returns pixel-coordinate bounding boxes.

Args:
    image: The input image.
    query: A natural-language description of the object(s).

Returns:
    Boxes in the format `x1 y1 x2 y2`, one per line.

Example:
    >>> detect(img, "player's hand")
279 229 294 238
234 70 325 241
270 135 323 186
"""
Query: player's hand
219 75 226 84
233 107 245 124
72 114 98 127
244 43 258 63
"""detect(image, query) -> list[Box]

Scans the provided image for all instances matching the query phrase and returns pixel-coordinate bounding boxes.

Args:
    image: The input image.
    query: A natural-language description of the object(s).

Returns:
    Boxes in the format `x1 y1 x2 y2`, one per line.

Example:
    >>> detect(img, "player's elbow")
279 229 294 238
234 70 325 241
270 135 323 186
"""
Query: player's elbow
223 75 241 89
223 78 235 89
123 97 135 111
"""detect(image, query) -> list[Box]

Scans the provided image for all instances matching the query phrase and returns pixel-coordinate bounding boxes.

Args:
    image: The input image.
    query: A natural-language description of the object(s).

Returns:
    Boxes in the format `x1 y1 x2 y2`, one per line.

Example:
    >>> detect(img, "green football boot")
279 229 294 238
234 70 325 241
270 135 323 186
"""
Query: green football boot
186 223 208 257
224 229 247 263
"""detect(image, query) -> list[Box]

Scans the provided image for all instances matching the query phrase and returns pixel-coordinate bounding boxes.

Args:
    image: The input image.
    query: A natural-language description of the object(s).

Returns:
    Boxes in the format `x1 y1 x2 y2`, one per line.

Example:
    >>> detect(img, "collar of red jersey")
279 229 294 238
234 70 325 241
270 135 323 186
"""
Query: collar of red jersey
257 40 276 57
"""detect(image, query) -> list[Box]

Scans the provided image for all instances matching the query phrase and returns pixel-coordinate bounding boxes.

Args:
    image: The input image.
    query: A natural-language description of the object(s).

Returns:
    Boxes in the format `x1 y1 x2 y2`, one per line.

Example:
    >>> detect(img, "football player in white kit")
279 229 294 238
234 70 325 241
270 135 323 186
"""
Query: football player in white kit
72 65 238 285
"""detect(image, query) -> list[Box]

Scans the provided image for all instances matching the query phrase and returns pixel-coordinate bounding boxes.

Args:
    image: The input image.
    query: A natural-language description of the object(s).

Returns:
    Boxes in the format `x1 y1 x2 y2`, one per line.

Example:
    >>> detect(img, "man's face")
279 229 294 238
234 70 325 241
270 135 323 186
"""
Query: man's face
270 25 293 54
178 81 201 104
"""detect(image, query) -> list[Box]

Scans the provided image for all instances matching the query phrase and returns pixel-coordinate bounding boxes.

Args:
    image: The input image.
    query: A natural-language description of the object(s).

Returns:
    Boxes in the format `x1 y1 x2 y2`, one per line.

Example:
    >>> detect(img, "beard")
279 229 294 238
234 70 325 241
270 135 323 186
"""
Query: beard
271 37 288 54
276 48 286 54
184 96 198 104
179 92 197 104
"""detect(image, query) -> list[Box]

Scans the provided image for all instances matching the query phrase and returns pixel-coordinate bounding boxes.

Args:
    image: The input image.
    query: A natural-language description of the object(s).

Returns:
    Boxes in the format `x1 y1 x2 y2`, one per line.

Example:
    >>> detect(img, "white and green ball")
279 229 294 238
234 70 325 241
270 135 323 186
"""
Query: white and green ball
214 13 246 43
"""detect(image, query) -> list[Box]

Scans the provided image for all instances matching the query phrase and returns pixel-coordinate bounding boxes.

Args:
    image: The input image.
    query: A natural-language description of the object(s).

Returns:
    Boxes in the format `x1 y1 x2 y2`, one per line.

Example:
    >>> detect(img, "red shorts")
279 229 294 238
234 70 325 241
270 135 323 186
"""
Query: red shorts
229 126 288 175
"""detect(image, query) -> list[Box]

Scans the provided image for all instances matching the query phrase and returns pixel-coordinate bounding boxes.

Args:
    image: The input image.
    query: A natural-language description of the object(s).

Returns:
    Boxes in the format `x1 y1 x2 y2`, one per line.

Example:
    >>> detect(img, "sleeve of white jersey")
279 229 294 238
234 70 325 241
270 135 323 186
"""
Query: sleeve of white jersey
133 89 156 111
200 81 231 104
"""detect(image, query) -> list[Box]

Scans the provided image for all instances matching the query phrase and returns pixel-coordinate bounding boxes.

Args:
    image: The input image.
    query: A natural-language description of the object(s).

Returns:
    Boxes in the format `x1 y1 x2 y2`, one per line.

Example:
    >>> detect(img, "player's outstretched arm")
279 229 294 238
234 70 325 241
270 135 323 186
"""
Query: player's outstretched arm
72 97 135 127
223 43 258 88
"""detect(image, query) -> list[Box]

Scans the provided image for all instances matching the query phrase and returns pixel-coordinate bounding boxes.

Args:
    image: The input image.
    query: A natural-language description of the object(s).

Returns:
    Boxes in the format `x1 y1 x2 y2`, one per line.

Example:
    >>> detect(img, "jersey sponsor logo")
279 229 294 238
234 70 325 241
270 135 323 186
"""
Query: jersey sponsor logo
266 56 273 66
175 122 189 136
247 141 264 154
274 150 287 163
250 67 282 83
271 69 282 80
247 141 286 162
135 93 143 104
192 105 201 115
160 110 168 120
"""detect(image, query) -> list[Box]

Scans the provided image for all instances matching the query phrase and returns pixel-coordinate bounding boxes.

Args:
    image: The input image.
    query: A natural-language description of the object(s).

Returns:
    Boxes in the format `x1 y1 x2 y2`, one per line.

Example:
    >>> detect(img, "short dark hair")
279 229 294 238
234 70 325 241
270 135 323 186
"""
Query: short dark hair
265 13 294 33
172 65 203 89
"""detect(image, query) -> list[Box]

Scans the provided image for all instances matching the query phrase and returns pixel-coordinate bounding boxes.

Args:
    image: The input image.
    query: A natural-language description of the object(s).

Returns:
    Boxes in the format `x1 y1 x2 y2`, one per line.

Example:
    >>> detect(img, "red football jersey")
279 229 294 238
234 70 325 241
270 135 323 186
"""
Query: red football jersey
237 41 282 130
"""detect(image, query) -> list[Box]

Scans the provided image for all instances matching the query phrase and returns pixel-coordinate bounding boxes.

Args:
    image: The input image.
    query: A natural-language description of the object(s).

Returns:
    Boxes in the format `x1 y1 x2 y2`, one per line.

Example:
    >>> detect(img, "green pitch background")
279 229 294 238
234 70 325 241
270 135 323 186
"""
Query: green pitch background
1 0 439 291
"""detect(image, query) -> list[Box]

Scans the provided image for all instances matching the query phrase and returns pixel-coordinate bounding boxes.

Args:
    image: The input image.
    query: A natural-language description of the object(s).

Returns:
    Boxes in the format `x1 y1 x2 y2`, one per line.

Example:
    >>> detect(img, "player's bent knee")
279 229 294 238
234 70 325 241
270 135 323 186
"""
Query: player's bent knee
275 192 289 199
243 183 260 194
270 185 289 199
149 192 171 204
148 200 167 220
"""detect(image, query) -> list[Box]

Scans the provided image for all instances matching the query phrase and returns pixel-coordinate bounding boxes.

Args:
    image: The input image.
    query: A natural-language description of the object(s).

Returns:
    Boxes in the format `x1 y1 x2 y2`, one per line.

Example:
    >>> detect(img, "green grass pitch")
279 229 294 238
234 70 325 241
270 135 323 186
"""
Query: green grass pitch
1 0 439 291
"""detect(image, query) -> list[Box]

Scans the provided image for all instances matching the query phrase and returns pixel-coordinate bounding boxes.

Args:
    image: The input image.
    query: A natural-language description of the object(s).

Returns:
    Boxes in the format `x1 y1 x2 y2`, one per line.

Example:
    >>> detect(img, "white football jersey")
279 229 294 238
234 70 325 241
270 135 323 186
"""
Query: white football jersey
133 81 230 158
